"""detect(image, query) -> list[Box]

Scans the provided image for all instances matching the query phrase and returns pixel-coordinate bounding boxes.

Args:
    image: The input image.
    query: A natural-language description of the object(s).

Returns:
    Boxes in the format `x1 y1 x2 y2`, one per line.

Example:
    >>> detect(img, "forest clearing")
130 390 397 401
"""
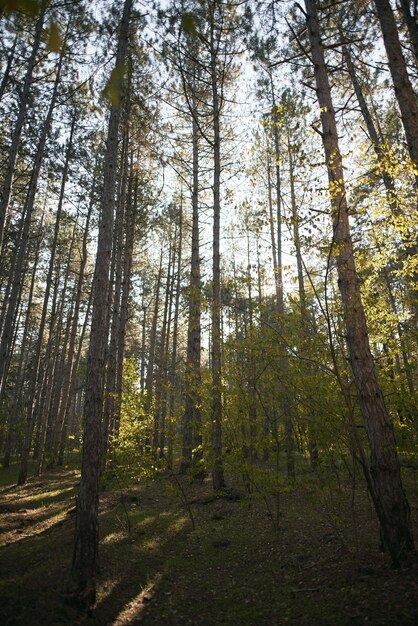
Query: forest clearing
0 0 418 623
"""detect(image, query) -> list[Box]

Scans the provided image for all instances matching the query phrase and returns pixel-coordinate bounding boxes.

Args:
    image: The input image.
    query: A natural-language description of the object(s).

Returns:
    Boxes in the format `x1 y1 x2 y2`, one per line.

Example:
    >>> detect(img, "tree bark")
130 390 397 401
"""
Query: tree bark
210 14 226 491
113 162 138 441
102 123 129 466
398 0 418 66
305 0 414 565
343 42 418 322
181 111 203 475
68 0 132 606
0 1 47 255
374 0 418 170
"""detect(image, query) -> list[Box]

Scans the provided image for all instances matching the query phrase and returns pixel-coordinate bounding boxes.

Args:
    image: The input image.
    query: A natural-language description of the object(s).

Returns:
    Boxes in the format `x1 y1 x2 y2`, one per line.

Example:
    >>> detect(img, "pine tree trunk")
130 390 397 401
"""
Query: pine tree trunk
145 252 163 416
305 0 414 565
2 213 44 467
266 100 295 479
0 1 47 255
14 66 69 484
398 0 418 67
181 110 203 475
113 163 137 441
68 0 132 606
287 134 318 466
210 19 225 491
374 0 418 169
153 242 173 458
52 168 95 463
343 42 418 322
59 285 93 466
167 201 183 469
102 124 129 466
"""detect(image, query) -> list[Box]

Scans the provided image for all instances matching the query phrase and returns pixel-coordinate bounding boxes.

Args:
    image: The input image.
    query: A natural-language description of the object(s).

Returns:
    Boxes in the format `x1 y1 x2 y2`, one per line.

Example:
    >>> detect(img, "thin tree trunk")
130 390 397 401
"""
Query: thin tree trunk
102 123 129 466
0 1 47 255
287 134 318 466
153 240 174 458
52 165 96 464
113 162 138 441
58 283 93 466
2 212 45 467
181 110 203 475
210 18 226 491
266 97 295 479
145 251 163 415
167 201 183 469
15 80 71 484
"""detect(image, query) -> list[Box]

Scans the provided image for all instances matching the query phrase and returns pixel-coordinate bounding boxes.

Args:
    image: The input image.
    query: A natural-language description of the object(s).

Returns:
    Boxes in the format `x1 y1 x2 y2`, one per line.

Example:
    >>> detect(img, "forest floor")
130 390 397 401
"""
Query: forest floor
0 462 418 625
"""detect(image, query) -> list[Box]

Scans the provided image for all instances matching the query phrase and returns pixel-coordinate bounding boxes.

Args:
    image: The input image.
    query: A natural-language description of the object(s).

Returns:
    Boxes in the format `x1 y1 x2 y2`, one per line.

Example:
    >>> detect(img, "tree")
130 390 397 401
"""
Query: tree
304 0 414 565
373 0 418 174
67 0 133 606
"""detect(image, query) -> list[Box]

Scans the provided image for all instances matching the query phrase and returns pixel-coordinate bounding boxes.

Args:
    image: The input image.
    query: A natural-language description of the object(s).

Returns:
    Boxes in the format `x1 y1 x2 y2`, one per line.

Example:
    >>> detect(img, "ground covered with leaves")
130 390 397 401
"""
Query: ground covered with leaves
0 462 418 625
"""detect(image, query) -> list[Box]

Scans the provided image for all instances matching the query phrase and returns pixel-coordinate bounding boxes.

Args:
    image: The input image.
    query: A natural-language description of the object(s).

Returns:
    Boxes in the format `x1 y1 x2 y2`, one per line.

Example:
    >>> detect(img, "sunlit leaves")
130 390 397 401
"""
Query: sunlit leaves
102 63 127 108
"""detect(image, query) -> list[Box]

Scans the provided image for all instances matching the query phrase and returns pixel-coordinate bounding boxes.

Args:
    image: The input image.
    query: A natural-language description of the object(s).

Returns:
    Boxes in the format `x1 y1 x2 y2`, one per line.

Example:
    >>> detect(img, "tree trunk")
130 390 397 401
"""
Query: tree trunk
102 123 129 467
15 73 70 484
343 42 418 323
145 251 163 415
305 0 414 565
374 0 418 170
153 241 173 458
266 97 295 479
113 162 138 441
68 0 132 606
52 165 95 464
0 1 47 255
181 111 203 475
398 0 418 66
210 18 226 491
59 283 93 466
167 201 183 469
2 212 45 467
287 133 318 466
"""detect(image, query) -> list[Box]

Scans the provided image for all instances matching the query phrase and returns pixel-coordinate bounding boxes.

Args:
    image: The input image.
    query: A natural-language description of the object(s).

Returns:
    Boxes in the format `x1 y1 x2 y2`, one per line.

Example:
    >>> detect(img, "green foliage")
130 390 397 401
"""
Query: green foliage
180 12 197 37
102 63 127 108
109 357 156 484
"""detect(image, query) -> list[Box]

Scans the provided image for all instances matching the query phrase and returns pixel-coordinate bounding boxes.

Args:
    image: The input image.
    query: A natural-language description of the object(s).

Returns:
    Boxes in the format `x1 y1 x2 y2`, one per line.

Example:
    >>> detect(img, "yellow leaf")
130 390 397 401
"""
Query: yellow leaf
103 64 126 108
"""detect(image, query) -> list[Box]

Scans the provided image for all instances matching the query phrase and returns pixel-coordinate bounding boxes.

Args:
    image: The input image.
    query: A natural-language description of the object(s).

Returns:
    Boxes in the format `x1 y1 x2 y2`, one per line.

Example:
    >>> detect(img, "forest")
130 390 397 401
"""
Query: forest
0 0 417 624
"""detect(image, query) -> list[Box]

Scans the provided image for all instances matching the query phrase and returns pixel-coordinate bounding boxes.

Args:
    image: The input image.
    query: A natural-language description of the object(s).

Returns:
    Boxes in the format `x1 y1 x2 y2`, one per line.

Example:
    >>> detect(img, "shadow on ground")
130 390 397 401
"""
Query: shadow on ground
1 465 418 625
